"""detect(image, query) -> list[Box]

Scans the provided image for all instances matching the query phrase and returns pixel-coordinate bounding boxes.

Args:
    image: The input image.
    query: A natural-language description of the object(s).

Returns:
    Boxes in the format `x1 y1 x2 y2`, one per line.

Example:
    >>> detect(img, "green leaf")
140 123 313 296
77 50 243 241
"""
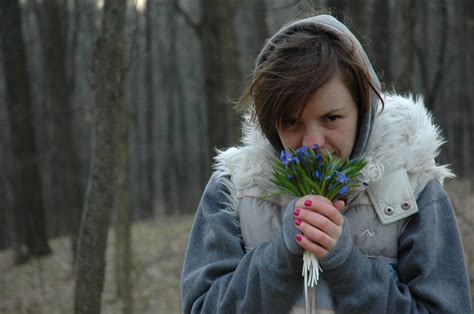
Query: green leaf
272 146 366 200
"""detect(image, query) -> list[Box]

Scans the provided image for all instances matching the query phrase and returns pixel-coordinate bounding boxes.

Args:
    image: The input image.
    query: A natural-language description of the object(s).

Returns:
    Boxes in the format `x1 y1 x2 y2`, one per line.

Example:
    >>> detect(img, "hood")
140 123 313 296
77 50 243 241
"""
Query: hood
217 94 454 199
253 14 381 159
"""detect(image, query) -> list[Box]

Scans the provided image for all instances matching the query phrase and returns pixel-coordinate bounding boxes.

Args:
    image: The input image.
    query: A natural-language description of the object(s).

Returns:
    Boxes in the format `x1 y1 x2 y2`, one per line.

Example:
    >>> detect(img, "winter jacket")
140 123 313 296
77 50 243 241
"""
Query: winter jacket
181 94 472 313
181 14 471 314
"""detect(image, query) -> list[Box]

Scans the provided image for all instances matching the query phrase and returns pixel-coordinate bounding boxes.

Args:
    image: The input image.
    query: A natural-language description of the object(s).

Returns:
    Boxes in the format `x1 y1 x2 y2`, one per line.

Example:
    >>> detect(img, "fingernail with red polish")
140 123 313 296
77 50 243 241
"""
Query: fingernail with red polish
304 200 312 207
296 234 303 241
294 218 301 226
293 208 300 216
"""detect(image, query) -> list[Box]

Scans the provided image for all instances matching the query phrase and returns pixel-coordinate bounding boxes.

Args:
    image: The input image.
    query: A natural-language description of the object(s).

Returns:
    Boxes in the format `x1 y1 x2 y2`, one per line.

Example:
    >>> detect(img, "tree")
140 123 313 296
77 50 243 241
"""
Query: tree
34 0 83 261
114 102 132 314
114 36 132 314
142 0 156 217
396 0 416 93
159 0 181 214
199 0 241 168
238 0 269 74
74 0 127 312
371 0 392 85
0 0 51 262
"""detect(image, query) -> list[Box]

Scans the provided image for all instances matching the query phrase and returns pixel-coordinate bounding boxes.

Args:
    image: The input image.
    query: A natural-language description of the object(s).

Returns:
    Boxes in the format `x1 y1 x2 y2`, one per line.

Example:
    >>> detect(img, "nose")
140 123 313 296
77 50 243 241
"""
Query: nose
302 125 325 149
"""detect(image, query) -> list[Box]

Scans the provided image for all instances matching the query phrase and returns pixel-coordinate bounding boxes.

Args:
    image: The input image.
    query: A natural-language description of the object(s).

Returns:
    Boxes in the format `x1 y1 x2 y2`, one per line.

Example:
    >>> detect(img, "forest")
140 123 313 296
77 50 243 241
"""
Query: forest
0 0 472 313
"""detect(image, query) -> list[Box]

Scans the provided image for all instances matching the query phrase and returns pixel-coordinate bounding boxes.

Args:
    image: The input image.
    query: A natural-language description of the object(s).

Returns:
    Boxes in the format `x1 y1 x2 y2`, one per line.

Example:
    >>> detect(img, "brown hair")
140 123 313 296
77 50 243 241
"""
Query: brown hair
237 23 382 142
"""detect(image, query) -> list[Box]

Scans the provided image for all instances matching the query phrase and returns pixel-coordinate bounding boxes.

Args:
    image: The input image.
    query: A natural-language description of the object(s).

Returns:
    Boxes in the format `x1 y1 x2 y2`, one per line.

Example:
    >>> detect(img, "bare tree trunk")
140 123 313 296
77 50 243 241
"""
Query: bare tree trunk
345 0 371 39
1 127 29 263
0 101 11 253
371 0 392 85
396 0 416 93
74 0 127 312
450 0 474 179
144 0 155 217
200 0 241 169
327 0 346 21
253 0 269 50
157 1 180 215
462 0 474 179
0 0 52 260
114 101 132 314
415 0 448 111
1 94 28 262
239 0 269 74
34 0 83 260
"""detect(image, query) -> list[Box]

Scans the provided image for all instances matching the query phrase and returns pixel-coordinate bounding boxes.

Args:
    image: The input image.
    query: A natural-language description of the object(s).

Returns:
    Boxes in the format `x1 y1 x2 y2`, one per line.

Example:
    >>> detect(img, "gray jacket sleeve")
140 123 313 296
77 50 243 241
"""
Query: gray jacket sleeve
181 174 304 314
320 179 472 313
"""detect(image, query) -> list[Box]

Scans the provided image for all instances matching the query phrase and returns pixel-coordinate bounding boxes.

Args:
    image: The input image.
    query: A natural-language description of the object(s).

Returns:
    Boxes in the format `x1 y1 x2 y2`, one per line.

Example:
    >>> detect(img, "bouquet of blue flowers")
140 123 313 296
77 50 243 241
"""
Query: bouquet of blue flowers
272 145 366 306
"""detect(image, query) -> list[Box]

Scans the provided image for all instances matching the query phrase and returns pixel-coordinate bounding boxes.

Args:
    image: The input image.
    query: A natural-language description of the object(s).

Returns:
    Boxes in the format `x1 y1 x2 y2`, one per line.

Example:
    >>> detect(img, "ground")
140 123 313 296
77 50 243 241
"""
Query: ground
0 180 472 313
0 215 194 314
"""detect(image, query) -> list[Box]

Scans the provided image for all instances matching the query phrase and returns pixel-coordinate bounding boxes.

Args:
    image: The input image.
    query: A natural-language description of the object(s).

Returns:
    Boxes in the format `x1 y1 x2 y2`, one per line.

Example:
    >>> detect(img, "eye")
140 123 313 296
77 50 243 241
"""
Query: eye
324 114 342 123
281 117 297 129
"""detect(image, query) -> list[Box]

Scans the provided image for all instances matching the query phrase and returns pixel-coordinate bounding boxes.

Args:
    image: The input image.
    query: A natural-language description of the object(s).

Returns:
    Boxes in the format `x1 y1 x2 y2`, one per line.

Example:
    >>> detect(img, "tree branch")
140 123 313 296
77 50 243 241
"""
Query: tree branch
172 0 201 36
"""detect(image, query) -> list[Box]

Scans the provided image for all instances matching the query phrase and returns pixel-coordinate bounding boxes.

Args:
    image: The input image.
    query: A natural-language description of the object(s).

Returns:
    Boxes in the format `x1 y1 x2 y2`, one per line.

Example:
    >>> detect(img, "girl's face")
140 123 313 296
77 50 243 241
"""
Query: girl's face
276 72 358 157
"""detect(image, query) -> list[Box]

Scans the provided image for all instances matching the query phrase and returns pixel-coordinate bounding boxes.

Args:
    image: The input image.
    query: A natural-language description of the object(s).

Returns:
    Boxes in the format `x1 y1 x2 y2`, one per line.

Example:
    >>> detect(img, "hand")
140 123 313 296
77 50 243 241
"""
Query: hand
293 195 345 259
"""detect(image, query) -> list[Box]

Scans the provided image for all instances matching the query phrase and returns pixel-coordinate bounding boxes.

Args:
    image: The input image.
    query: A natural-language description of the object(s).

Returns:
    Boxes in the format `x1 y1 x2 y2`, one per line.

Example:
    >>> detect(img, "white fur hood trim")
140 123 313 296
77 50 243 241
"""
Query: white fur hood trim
213 94 454 197
361 94 454 195
213 118 278 195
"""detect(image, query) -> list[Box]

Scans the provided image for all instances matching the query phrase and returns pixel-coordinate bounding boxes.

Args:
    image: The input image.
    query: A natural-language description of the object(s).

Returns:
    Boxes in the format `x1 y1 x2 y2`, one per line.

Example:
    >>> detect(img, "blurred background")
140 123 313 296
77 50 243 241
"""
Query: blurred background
0 0 472 313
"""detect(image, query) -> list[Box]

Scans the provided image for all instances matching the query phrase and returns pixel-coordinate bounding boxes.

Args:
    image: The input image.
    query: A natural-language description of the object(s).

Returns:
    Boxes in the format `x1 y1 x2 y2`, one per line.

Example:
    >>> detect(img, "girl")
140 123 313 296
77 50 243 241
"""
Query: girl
181 14 471 313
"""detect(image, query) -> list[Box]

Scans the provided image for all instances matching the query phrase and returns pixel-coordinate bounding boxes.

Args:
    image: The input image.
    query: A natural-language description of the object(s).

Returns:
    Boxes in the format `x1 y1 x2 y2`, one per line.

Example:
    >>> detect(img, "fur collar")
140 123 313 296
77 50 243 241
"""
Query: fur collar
213 94 454 198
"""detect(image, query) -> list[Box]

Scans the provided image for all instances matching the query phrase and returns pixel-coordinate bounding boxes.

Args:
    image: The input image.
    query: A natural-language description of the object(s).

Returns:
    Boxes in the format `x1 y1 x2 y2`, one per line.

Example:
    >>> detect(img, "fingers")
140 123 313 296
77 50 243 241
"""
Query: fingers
295 196 344 226
293 195 346 257
294 217 337 250
333 200 345 212
294 207 341 239
295 233 328 259
295 195 332 208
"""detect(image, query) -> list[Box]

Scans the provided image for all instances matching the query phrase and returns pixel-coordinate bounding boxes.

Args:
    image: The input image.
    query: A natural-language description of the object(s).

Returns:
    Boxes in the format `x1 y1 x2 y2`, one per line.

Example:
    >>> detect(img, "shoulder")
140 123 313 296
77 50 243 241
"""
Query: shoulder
200 173 237 214
405 179 455 232
363 93 454 196
194 174 242 238
416 179 450 208
213 123 278 194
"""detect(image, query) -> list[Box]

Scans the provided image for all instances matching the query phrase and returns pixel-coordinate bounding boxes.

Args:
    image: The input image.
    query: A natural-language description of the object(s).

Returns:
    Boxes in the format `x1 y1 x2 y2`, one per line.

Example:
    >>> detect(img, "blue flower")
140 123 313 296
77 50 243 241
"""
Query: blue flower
280 151 293 168
287 174 294 180
339 186 349 196
297 146 310 158
335 172 349 184
313 170 322 180
292 156 300 164
311 144 323 160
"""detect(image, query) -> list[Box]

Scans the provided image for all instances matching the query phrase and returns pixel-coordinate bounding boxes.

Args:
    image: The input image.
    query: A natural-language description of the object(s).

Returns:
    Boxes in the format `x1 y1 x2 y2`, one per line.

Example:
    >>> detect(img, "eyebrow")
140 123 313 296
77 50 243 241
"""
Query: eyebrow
286 107 349 121
321 107 348 115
